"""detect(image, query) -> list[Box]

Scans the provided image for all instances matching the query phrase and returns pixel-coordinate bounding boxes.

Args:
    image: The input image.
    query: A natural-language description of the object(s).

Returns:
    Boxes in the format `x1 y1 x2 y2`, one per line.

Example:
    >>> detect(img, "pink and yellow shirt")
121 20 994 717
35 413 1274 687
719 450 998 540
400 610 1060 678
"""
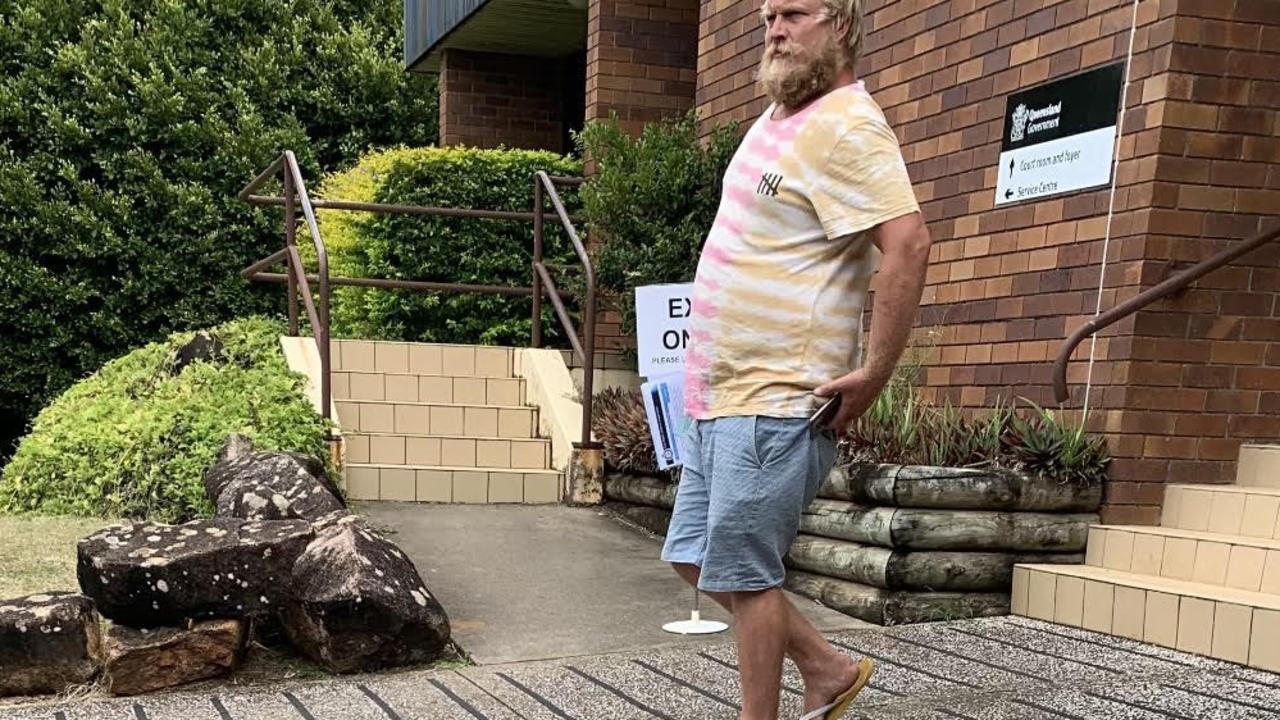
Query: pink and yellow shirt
684 81 920 420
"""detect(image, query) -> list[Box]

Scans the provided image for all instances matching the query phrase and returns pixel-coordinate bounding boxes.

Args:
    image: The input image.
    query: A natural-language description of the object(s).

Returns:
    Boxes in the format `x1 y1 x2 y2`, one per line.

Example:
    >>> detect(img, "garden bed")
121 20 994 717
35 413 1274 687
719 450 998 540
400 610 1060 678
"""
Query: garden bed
604 464 1099 625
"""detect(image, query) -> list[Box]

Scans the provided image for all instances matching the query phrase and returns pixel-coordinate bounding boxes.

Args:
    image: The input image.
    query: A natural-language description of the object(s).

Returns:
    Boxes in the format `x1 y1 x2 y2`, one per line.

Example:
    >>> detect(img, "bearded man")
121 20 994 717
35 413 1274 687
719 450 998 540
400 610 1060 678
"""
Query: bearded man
659 0 932 718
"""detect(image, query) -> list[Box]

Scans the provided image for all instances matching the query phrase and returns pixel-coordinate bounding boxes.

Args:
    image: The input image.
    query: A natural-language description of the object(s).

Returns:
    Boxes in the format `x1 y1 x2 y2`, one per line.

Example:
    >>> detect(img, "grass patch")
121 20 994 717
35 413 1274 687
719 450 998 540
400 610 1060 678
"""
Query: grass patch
0 515 111 599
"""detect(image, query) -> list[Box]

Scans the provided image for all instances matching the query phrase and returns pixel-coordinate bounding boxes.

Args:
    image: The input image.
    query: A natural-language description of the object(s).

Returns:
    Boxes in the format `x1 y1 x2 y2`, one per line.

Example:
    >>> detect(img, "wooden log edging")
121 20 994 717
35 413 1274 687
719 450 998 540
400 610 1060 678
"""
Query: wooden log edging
604 472 677 508
784 571 1009 625
784 536 1083 592
800 498 1096 552
821 464 1103 512
604 502 671 537
605 473 1096 552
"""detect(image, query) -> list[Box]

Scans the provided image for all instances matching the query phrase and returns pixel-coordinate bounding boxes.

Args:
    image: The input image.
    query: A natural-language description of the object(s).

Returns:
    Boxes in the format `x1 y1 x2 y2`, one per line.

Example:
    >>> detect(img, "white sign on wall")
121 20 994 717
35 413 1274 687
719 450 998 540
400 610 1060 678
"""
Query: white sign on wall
994 62 1125 206
634 283 694 379
995 127 1117 204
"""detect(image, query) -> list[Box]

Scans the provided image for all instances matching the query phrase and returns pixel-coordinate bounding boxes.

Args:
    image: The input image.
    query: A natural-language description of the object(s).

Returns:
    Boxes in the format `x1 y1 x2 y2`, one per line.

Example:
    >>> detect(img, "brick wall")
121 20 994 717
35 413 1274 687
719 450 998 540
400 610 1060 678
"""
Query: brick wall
696 0 768 130
586 0 700 136
1100 1 1280 521
691 0 1280 524
439 49 575 152
584 0 700 358
863 0 1178 527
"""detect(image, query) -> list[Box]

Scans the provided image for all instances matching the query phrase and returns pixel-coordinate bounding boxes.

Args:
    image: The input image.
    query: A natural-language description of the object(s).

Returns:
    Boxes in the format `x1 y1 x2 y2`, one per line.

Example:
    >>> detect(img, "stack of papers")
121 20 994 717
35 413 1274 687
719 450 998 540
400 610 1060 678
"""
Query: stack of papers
641 371 687 470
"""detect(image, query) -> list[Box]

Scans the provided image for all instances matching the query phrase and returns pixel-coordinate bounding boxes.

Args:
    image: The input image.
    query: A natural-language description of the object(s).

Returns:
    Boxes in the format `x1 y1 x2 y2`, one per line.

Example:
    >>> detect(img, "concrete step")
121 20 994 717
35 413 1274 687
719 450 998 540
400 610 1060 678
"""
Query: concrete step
333 370 526 406
331 339 516 378
334 399 538 438
1162 483 1280 539
1012 563 1280 671
1238 444 1280 489
344 463 561 504
1085 524 1280 593
344 432 551 470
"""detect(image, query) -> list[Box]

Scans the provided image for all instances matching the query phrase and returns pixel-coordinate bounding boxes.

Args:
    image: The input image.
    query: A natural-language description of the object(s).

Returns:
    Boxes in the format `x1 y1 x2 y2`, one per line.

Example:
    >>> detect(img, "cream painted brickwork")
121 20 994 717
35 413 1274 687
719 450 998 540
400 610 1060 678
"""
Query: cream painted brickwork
322 339 564 504
1014 443 1280 672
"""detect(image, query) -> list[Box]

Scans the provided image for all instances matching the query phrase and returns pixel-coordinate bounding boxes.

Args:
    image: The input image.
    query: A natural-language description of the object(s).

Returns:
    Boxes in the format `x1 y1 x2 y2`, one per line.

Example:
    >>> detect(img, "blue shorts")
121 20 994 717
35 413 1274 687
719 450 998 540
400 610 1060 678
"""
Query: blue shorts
660 415 839 593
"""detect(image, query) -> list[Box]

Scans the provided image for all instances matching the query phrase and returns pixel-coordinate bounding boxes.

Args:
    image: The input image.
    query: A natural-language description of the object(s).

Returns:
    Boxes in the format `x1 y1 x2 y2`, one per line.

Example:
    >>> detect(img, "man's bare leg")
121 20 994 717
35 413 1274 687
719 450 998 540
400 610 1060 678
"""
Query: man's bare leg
733 588 789 720
672 563 859 713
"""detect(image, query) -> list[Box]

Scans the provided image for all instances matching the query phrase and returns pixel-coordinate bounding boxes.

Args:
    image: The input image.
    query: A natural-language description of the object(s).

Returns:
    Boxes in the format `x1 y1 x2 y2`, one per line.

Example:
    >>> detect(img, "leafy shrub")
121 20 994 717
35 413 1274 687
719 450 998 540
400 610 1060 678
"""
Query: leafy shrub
843 364 1110 487
311 146 583 346
0 317 332 522
0 0 437 464
575 111 741 349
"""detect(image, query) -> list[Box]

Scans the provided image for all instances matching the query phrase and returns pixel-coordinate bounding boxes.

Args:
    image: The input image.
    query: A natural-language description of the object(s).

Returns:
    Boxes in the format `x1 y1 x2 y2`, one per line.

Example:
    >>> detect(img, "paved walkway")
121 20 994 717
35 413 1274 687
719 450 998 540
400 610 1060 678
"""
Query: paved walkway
5 617 1280 719
360 503 866 664
6 507 1280 718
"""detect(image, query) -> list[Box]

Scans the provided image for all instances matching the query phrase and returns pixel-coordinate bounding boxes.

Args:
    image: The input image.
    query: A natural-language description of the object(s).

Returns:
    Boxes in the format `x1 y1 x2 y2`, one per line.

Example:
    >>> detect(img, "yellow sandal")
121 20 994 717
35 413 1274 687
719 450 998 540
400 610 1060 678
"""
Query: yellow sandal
798 657 876 720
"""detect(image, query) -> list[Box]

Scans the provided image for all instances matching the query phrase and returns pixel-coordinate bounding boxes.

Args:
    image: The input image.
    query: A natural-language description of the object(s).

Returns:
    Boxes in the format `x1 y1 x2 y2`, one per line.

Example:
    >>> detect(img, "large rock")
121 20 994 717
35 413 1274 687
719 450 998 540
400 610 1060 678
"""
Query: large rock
78 518 313 627
281 518 450 673
172 331 227 373
103 619 246 695
310 509 360 533
0 593 101 697
203 435 345 521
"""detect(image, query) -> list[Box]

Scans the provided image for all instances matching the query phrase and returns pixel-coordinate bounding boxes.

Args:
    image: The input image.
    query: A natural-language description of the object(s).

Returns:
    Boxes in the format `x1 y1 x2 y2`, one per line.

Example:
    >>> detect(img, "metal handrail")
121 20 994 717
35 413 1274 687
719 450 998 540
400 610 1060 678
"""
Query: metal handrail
245 195 584 225
238 154 596 448
1053 223 1280 403
238 151 332 422
531 172 599 449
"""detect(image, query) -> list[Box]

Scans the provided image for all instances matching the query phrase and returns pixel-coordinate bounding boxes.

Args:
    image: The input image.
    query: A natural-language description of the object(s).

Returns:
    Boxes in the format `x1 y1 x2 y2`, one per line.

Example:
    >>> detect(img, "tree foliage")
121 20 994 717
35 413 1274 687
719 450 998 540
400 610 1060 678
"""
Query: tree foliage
0 0 437 462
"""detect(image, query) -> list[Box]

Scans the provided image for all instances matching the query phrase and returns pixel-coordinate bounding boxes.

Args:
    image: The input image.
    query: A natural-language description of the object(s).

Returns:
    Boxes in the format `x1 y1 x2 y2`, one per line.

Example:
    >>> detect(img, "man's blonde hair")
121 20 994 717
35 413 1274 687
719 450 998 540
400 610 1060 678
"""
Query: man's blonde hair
821 0 865 63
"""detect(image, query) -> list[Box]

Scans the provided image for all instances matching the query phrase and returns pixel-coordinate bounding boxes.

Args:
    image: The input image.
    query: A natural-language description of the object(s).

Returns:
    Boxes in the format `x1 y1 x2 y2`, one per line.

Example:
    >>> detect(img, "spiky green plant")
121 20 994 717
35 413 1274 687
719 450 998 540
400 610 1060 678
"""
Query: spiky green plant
593 356 1109 487
842 368 1108 486
592 387 659 475
1001 399 1109 487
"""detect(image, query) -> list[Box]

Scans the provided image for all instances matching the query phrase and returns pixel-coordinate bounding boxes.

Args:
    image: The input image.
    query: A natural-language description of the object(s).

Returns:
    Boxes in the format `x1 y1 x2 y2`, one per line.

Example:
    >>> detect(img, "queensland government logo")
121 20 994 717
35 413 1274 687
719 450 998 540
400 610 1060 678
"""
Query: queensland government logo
1010 103 1029 142
1010 101 1063 143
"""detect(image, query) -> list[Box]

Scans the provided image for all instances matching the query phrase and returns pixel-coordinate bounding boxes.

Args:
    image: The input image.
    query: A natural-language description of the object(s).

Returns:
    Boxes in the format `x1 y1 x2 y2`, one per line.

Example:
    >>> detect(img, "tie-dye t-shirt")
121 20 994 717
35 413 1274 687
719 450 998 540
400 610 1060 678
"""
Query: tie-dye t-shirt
684 81 919 420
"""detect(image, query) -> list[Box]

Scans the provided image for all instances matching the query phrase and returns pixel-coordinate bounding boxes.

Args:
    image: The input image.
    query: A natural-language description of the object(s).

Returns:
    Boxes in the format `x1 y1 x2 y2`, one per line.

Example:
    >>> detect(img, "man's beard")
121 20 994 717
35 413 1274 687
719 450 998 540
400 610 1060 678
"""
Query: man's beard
757 35 842 110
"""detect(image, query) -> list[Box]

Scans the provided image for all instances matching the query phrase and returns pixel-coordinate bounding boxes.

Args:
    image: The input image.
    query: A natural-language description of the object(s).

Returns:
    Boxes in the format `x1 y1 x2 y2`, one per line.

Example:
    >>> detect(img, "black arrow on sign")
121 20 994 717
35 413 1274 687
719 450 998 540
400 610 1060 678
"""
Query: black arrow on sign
1009 158 1015 177
1005 188 1014 199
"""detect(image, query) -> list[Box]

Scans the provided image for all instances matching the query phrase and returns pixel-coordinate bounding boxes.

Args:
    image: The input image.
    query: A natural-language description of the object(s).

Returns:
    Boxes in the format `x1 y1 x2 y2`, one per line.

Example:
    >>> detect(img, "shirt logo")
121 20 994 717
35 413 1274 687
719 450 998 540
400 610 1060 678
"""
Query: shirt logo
757 172 782 197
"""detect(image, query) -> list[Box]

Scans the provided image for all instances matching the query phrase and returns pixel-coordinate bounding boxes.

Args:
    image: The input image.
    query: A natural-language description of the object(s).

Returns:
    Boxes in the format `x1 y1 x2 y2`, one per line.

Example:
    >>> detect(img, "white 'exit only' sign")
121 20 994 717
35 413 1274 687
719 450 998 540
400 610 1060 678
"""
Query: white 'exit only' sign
634 283 693 379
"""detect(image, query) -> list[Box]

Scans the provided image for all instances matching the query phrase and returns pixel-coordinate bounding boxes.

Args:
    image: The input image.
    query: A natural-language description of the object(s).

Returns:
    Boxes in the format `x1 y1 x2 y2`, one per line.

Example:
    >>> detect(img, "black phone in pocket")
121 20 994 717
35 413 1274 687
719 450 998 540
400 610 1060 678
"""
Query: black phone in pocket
808 394 842 432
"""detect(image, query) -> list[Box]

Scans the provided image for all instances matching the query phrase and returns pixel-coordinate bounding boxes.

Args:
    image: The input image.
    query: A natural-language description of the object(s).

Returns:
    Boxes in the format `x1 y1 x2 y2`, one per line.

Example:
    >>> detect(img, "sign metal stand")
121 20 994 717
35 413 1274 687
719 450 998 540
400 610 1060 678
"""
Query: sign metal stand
662 586 729 635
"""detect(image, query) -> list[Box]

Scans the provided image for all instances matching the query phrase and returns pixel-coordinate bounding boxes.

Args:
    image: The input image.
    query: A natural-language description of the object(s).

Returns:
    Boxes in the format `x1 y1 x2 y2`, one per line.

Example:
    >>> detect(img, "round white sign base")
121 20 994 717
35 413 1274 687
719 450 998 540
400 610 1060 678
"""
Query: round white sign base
662 610 729 635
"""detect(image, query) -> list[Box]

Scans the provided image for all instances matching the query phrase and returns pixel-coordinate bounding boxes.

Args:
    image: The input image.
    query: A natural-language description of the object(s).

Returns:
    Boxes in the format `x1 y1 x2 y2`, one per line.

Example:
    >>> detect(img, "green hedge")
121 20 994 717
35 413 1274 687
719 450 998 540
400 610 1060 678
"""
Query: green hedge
313 146 583 346
0 0 437 464
0 317 332 522
575 111 741 349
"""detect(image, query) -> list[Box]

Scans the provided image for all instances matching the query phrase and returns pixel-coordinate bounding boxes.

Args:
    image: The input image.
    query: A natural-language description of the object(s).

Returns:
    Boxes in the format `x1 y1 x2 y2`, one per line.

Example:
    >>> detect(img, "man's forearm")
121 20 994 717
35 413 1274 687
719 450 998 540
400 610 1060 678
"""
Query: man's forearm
862 222 931 383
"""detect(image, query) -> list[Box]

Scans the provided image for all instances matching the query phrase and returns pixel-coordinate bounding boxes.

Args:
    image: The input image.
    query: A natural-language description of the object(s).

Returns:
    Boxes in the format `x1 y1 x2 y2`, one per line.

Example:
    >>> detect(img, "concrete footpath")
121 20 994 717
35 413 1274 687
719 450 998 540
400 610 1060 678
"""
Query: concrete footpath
5 506 1280 718
360 503 867 664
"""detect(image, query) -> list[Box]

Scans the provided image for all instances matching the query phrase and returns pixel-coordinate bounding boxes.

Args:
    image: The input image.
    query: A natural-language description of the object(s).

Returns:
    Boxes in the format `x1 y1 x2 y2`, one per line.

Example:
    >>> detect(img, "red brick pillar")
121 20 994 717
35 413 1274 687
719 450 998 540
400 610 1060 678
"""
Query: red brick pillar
586 0 699 136
1098 2 1280 523
696 0 769 132
583 0 698 362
